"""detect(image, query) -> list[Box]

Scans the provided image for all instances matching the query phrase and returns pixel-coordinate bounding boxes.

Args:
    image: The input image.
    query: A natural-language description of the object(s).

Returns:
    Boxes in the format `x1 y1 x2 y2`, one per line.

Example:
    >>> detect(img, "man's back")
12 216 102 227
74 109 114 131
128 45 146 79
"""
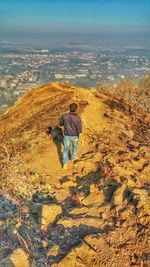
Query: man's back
60 113 82 136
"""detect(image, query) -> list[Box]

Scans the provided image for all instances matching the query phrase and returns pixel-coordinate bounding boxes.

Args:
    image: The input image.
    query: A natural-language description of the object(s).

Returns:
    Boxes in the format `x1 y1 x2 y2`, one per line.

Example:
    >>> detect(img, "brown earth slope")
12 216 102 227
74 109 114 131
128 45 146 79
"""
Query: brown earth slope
0 82 150 267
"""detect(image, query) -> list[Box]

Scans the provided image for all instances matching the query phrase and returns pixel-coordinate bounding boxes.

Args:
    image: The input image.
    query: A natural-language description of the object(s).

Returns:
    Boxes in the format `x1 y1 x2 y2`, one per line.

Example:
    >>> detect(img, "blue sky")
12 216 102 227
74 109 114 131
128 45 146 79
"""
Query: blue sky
0 0 150 47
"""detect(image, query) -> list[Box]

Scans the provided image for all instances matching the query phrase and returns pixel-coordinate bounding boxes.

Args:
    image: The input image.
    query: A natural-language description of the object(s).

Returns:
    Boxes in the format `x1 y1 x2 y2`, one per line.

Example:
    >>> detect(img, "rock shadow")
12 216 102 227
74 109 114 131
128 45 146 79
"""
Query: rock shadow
0 194 32 266
46 223 114 266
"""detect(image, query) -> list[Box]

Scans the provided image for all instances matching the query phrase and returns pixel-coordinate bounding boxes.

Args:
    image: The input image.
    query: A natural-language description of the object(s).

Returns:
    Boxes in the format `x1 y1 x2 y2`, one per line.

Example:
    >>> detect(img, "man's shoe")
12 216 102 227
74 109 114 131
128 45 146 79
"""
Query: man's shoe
72 159 78 164
63 164 68 170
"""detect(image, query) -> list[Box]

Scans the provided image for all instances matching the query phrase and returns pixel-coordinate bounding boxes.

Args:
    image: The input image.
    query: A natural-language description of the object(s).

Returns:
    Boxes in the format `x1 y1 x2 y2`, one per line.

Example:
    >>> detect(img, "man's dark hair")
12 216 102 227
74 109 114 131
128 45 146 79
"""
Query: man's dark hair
69 103 78 113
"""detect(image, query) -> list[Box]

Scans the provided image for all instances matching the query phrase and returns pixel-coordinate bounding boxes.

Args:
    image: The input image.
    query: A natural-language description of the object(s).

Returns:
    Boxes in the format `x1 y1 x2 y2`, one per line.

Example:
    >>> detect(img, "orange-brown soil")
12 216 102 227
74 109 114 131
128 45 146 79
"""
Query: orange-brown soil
0 82 149 267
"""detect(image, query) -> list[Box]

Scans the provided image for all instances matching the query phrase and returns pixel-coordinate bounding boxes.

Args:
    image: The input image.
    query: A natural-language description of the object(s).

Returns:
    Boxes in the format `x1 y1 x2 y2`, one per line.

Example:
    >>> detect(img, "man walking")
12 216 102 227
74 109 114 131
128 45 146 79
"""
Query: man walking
60 103 82 169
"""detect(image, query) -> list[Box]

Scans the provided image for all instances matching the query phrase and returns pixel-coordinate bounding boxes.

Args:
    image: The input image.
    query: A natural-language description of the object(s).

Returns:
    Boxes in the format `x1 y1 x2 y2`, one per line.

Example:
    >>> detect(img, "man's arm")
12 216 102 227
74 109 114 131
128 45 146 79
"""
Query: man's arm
59 115 64 135
59 115 64 126
77 117 84 145
77 117 82 135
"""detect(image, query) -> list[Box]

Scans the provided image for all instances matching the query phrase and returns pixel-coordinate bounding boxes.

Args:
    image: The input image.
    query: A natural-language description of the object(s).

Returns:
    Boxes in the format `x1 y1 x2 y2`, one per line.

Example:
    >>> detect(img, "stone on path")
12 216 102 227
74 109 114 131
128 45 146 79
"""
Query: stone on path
9 248 30 267
41 204 62 230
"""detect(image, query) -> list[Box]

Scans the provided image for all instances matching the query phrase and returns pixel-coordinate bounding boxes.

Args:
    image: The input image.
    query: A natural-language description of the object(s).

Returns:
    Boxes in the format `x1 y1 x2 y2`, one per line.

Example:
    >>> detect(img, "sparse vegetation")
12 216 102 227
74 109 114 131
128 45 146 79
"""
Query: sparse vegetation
97 74 150 110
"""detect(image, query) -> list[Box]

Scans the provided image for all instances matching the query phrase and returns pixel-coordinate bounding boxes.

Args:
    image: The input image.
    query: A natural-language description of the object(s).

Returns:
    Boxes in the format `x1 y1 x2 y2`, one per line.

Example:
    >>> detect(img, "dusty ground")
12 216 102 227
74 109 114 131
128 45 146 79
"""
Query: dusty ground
0 82 150 267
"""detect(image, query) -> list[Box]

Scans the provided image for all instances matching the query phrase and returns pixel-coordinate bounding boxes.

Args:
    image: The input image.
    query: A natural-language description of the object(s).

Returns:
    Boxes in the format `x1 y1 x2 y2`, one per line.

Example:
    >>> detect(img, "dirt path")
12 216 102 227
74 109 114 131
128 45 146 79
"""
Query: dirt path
23 90 107 183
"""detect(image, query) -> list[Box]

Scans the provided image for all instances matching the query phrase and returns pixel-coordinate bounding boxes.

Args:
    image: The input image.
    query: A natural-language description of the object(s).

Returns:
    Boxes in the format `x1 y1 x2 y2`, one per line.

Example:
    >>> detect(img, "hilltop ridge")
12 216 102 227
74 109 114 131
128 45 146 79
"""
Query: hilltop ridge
0 82 150 267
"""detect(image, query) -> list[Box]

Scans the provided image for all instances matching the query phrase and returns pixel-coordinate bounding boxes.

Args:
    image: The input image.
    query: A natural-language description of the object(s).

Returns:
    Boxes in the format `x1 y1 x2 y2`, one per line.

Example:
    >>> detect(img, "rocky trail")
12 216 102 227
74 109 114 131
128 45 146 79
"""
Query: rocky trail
0 82 150 267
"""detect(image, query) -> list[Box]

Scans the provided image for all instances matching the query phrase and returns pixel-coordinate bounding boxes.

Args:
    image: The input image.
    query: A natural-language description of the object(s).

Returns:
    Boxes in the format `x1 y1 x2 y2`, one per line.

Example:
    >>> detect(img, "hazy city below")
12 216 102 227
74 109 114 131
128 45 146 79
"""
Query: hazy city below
0 43 150 112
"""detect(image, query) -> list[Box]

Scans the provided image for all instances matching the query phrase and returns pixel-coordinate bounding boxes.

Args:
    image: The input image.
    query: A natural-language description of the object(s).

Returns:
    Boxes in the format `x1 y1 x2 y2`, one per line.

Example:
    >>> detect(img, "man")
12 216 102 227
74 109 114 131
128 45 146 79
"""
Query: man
60 103 82 169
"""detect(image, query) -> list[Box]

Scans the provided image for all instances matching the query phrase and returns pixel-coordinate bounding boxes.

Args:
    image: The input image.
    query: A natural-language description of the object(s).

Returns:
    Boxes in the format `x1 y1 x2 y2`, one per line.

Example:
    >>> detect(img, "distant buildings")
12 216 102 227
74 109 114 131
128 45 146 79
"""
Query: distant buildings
0 47 149 112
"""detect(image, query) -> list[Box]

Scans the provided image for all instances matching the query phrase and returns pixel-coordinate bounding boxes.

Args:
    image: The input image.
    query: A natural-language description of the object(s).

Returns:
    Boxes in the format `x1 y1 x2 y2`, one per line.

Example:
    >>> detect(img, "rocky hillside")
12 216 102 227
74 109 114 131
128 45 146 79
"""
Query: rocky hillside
0 82 150 267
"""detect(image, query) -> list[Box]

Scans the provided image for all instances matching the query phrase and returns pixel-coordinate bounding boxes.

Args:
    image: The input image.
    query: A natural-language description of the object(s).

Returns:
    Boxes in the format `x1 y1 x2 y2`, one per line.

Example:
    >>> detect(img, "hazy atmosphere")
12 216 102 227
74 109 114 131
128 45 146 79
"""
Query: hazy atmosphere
0 0 150 47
